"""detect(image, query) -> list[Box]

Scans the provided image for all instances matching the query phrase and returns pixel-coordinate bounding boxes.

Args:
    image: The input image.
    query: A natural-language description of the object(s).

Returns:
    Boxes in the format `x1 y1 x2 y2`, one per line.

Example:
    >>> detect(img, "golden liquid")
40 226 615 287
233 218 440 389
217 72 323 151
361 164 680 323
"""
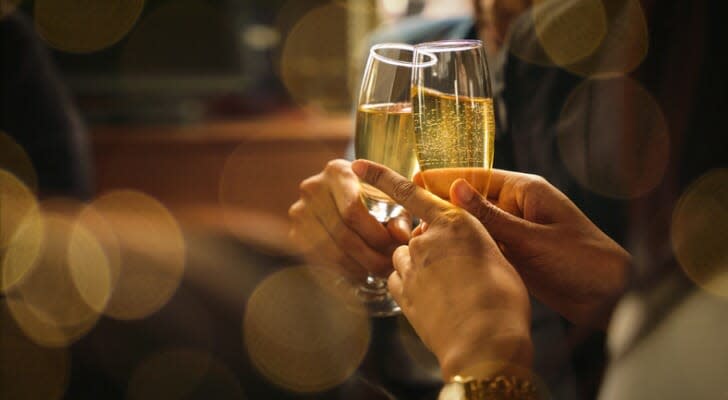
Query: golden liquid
413 88 496 199
355 103 417 210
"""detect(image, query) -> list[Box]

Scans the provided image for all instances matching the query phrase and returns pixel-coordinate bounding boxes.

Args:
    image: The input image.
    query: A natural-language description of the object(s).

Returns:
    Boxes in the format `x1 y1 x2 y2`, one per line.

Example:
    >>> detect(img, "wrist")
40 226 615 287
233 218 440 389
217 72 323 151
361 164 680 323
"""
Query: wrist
439 332 534 382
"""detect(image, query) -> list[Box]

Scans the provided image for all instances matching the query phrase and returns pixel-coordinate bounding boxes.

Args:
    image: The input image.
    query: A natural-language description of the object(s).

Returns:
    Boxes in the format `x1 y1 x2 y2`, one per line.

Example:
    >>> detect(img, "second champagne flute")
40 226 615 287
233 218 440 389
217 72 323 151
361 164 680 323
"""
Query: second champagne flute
412 40 496 199
354 43 418 316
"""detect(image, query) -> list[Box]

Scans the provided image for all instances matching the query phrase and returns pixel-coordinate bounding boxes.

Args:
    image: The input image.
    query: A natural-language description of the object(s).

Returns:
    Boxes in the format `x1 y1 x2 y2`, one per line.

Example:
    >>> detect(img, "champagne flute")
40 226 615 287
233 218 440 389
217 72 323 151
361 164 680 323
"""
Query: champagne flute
354 43 419 317
412 40 496 199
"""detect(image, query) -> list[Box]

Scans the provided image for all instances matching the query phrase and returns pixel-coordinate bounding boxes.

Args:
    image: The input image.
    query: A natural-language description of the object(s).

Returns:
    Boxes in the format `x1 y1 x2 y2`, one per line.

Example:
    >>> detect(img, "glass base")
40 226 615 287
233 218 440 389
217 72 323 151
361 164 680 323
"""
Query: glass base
355 276 401 317
361 197 403 223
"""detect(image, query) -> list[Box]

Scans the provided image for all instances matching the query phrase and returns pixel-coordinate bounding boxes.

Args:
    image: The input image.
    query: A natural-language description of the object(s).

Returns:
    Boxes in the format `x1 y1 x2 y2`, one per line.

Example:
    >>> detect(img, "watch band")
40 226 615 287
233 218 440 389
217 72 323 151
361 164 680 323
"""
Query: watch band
439 375 539 400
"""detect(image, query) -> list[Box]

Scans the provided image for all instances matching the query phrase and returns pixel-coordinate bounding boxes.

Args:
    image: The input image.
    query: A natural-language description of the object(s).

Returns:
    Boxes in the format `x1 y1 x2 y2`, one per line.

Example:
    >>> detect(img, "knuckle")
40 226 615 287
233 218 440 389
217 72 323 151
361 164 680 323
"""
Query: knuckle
299 176 322 195
288 201 304 219
364 165 384 186
325 159 348 172
392 180 417 203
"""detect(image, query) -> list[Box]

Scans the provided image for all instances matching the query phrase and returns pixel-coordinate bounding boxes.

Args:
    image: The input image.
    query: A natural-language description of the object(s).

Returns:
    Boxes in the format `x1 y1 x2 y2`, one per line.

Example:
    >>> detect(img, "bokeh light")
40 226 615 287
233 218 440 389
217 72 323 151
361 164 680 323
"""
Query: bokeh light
0 303 70 400
279 3 352 113
244 265 370 393
91 190 186 320
671 169 728 297
0 169 41 293
0 0 21 18
120 0 241 81
34 0 145 53
6 214 106 347
0 131 37 191
127 348 245 400
532 0 608 68
512 0 648 77
557 77 669 199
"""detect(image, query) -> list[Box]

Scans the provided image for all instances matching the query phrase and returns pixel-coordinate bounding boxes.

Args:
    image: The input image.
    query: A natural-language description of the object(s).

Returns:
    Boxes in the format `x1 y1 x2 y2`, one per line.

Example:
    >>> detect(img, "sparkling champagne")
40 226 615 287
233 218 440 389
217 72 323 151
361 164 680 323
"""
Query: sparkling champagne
355 102 417 221
413 87 496 199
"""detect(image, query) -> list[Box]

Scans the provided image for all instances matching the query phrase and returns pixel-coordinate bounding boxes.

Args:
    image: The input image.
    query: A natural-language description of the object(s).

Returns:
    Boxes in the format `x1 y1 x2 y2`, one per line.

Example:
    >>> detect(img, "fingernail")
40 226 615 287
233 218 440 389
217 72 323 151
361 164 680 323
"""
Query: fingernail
351 160 366 178
453 179 474 202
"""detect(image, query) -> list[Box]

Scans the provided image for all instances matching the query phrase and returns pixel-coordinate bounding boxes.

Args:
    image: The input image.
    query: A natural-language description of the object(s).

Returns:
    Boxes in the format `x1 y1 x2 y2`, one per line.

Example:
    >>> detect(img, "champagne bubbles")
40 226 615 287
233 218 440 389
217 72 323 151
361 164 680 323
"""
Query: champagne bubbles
671 169 728 297
0 305 70 400
34 0 145 53
244 266 370 393
0 170 41 293
127 349 245 400
279 3 351 113
6 214 107 347
0 131 37 191
91 190 186 320
557 77 669 199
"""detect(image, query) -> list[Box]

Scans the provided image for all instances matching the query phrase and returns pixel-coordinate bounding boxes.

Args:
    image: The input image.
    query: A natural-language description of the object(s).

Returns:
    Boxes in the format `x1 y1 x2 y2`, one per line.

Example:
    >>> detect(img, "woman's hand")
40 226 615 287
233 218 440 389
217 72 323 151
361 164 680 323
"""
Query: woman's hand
352 160 533 380
448 169 632 328
288 159 412 280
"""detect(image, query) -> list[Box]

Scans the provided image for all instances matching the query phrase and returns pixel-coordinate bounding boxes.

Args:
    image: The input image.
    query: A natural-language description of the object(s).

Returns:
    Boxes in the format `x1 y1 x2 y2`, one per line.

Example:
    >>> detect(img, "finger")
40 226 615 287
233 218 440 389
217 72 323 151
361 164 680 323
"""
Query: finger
290 201 369 281
411 221 428 237
413 172 425 188
387 270 403 304
392 245 412 279
303 183 393 277
450 178 537 244
352 159 451 223
324 160 392 251
386 212 412 244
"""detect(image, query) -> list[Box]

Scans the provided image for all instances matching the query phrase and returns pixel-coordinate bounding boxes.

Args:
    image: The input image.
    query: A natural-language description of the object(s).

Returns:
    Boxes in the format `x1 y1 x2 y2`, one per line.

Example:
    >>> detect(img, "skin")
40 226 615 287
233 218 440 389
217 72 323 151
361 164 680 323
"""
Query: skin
288 159 412 281
353 159 632 379
352 159 533 380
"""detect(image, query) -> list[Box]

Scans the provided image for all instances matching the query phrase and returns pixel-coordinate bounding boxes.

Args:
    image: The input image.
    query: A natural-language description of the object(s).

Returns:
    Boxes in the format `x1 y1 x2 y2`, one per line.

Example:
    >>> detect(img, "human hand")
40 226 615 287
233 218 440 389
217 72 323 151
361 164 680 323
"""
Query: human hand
352 159 533 381
447 169 631 328
288 159 412 280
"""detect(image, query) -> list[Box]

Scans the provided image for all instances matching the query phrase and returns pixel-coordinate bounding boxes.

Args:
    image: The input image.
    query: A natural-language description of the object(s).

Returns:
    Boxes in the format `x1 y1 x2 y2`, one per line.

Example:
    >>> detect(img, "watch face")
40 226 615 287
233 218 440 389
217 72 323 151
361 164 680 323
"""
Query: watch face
439 382 466 400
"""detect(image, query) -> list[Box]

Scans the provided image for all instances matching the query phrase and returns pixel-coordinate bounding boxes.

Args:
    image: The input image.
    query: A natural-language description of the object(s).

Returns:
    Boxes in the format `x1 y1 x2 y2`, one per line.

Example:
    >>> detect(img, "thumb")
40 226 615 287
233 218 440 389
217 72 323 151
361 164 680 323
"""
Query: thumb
450 179 534 244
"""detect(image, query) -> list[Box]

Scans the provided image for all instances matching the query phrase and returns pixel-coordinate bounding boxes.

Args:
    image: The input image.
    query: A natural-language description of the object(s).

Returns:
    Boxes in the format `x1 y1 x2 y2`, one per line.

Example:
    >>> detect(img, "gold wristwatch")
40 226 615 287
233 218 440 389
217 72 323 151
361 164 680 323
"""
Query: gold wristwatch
438 375 539 400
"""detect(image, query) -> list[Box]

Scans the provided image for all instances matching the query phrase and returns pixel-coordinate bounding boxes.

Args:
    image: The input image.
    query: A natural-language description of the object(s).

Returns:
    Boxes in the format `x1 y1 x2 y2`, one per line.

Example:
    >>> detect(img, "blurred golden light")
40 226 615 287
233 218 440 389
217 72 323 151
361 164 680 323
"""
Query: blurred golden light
557 77 669 199
532 0 607 67
0 131 37 191
0 0 21 18
244 265 370 393
121 0 238 77
512 0 648 77
34 0 145 53
242 24 280 51
279 3 352 113
127 348 245 400
0 169 42 293
671 169 728 297
92 190 186 320
0 303 70 400
6 214 106 347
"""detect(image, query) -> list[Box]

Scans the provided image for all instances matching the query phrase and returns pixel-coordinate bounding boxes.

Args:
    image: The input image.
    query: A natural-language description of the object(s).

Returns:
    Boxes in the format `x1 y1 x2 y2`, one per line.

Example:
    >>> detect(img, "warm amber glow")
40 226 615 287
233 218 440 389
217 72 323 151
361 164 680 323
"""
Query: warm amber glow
279 3 352 113
0 131 37 192
671 169 728 297
557 77 669 199
512 0 648 77
533 0 607 67
126 348 245 400
244 265 370 392
0 303 70 400
6 214 105 347
34 0 145 53
0 170 42 293
91 190 186 320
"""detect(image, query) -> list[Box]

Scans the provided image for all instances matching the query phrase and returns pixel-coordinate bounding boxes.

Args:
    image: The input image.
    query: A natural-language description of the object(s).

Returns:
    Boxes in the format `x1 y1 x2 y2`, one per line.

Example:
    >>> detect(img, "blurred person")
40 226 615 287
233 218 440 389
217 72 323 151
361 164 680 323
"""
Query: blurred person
0 12 92 199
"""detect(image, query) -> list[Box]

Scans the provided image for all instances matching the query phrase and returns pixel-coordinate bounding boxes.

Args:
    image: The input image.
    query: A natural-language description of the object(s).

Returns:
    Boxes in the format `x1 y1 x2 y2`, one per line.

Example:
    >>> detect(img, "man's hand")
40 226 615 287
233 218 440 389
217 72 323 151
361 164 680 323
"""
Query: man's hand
448 169 631 328
353 159 533 381
288 159 411 280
